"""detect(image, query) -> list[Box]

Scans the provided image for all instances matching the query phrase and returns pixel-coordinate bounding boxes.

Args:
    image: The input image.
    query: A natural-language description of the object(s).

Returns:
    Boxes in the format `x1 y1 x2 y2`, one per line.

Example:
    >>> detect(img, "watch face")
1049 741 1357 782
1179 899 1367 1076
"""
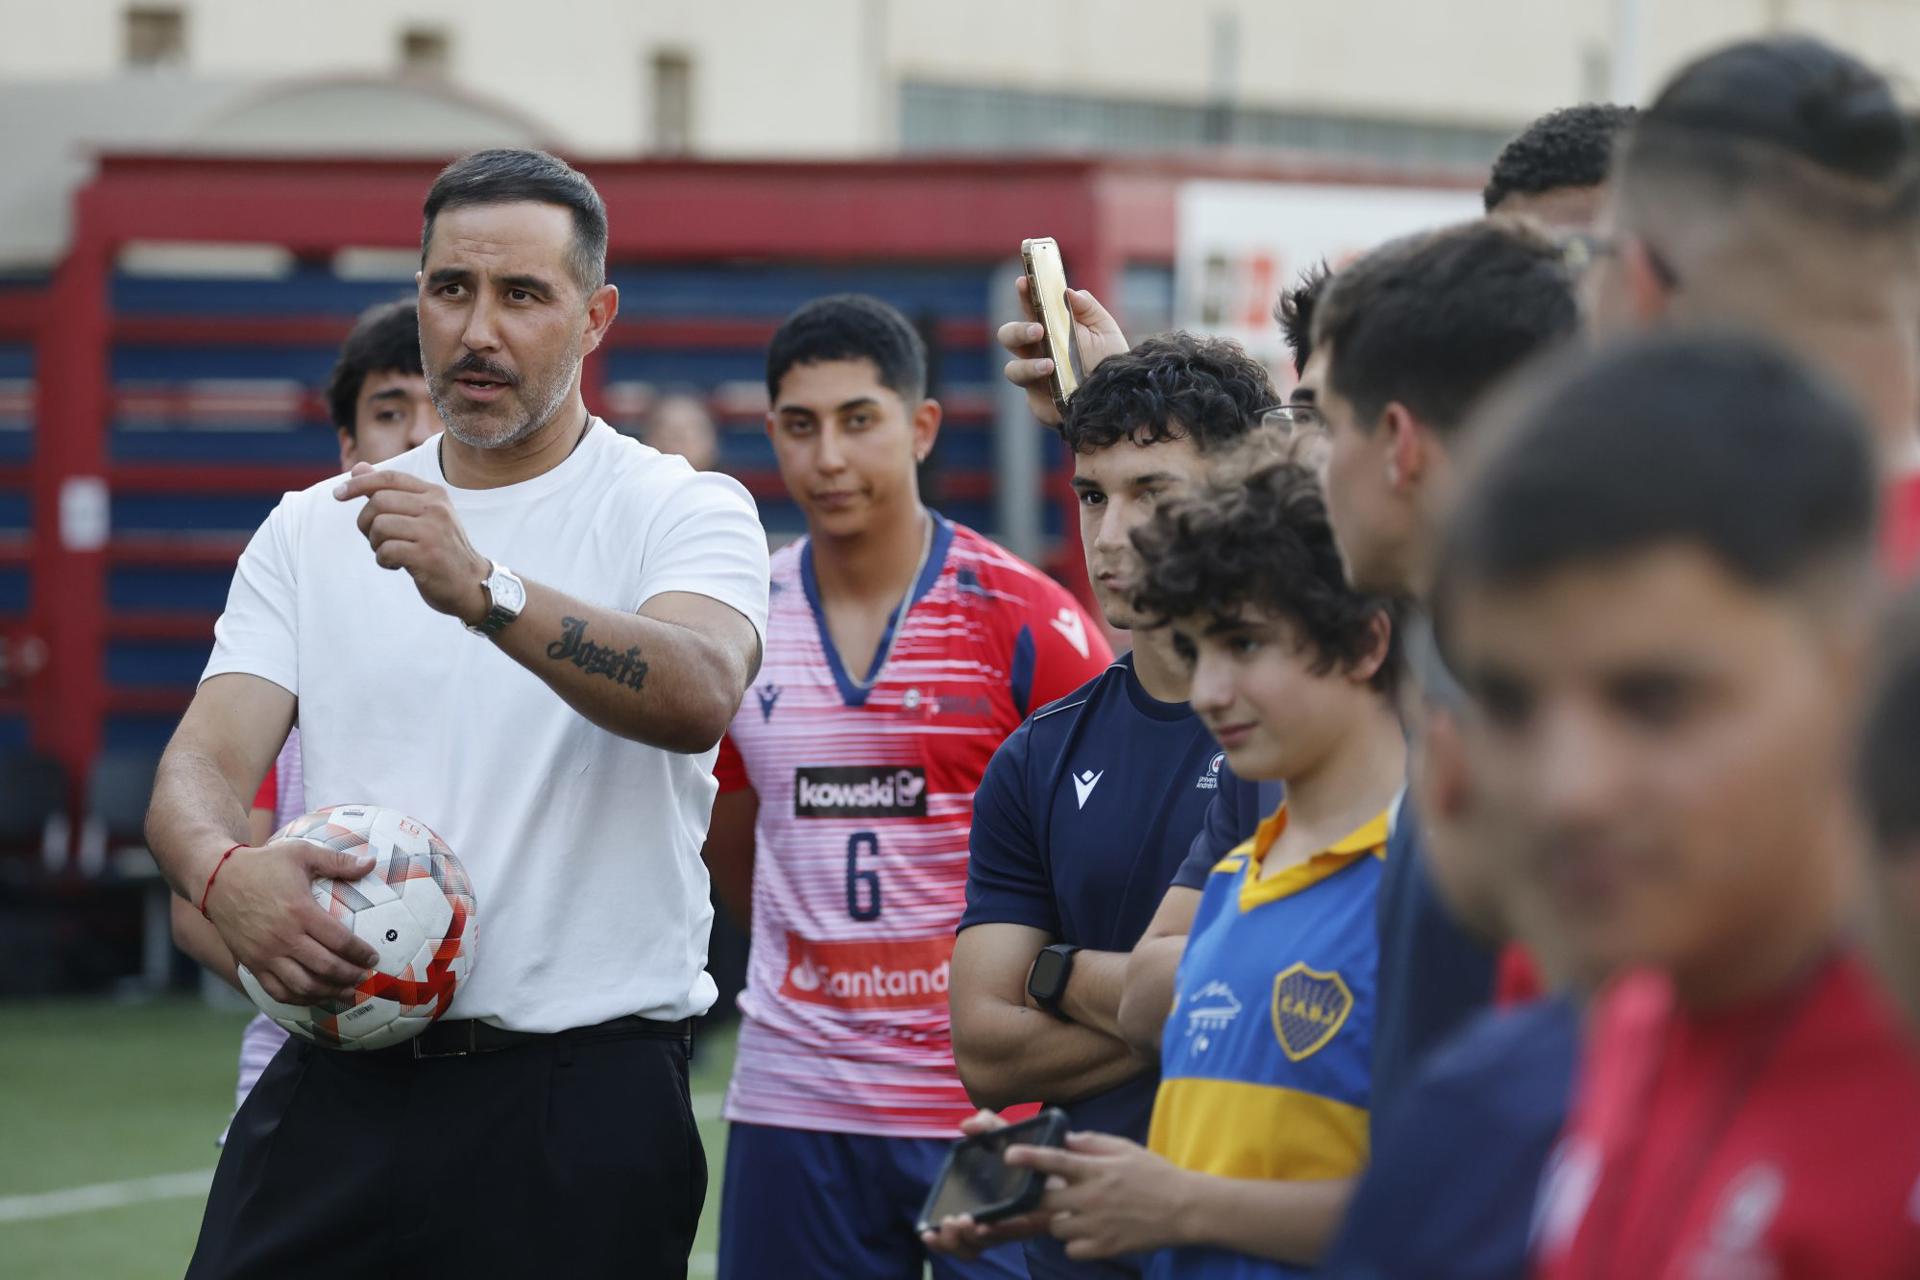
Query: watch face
1029 947 1068 1000
490 571 526 613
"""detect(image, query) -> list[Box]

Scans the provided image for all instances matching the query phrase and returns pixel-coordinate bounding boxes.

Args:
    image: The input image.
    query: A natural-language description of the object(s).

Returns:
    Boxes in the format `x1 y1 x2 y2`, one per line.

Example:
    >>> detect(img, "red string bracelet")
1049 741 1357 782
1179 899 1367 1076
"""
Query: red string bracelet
198 843 246 917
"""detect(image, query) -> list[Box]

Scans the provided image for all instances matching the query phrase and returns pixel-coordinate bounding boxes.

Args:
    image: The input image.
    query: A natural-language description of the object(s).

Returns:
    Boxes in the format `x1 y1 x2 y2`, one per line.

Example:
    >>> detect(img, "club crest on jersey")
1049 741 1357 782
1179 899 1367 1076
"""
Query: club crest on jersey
793 766 928 818
1197 751 1226 790
757 684 782 722
1271 963 1353 1062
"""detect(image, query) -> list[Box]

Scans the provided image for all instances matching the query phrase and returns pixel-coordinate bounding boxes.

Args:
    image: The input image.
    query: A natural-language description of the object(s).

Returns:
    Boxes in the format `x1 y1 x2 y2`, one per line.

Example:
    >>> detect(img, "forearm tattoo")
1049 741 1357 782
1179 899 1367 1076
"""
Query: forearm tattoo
546 616 649 691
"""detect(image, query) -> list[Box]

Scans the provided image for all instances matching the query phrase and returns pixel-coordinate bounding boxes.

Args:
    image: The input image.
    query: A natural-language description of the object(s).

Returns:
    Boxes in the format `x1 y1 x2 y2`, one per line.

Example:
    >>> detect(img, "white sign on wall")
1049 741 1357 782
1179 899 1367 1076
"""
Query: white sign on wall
1175 180 1483 378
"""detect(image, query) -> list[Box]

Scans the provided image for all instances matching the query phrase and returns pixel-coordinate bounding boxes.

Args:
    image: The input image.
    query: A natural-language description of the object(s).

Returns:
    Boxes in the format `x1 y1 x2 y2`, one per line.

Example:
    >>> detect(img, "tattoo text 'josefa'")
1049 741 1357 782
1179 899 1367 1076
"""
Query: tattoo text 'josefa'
546 616 649 691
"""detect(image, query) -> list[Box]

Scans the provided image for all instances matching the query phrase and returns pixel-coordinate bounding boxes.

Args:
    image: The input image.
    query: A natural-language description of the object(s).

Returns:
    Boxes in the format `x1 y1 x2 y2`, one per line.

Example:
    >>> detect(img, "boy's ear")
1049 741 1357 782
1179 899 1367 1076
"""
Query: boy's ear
1348 610 1394 686
1380 402 1430 493
912 397 942 463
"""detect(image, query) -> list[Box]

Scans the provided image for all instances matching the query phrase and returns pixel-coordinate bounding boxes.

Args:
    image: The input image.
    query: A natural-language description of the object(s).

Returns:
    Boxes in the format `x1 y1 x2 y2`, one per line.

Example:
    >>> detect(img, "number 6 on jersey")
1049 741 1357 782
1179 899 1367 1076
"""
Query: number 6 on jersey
846 831 882 921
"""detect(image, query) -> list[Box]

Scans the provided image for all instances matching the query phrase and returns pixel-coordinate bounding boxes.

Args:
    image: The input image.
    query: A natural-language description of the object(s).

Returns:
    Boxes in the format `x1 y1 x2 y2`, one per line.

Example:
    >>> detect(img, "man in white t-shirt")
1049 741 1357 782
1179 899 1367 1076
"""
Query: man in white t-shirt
145 149 770 1280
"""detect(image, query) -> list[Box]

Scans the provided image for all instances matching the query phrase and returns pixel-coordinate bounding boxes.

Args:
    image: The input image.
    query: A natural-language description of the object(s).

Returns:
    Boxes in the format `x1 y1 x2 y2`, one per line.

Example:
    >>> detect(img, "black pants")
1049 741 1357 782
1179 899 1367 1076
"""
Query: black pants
187 1025 706 1279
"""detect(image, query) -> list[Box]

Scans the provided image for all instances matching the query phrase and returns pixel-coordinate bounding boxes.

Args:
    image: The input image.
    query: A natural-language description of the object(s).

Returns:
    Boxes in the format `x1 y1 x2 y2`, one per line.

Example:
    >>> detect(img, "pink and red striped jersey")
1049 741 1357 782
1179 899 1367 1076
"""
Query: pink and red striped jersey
715 512 1112 1137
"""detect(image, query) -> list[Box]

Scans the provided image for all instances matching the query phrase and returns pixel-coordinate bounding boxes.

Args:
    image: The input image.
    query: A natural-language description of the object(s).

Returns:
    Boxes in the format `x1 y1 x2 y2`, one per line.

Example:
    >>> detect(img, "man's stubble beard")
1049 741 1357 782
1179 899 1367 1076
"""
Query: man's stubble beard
433 353 581 451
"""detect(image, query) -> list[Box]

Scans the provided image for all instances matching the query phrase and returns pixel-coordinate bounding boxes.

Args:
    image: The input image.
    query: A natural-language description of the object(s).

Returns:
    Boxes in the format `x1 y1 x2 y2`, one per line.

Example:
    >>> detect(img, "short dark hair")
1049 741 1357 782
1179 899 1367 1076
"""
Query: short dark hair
1060 332 1273 455
1312 220 1578 436
1615 37 1920 251
421 149 609 292
1434 331 1877 636
325 299 423 436
1484 103 1637 212
1275 261 1332 377
765 294 928 404
1642 36 1911 183
1860 591 1920 855
1131 458 1399 695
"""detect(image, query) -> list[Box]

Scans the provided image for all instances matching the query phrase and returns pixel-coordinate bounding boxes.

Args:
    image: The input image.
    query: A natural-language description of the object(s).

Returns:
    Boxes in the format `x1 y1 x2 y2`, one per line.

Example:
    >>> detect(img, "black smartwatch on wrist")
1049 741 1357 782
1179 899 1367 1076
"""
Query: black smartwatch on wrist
1026 943 1082 1021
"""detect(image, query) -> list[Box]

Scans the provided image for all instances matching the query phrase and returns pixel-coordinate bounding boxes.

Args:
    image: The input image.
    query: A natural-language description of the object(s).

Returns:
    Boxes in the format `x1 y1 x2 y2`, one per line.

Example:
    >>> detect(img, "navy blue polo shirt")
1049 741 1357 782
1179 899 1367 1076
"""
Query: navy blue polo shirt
1174 768 1284 888
960 653 1263 1279
1323 996 1578 1280
1369 790 1498 1131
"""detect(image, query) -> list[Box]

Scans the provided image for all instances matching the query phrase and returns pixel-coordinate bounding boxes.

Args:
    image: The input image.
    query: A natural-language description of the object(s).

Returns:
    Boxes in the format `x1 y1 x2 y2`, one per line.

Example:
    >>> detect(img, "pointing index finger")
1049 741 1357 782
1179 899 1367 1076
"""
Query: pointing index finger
334 468 430 503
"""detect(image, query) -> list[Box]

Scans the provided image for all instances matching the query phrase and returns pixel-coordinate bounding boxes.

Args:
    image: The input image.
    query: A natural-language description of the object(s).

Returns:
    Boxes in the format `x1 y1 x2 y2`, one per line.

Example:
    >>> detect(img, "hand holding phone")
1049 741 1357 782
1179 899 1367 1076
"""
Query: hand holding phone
1020 239 1081 415
999 241 1129 427
917 1107 1070 1238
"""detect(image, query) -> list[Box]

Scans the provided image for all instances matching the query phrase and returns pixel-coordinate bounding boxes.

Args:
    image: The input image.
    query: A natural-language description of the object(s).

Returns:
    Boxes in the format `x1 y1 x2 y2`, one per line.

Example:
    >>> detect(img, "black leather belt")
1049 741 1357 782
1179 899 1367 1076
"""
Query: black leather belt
399 1014 693 1060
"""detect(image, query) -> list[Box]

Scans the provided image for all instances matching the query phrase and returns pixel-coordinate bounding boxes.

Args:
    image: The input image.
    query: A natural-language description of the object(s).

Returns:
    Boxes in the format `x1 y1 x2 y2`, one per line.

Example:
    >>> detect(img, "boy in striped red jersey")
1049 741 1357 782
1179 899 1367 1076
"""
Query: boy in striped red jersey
709 295 1110 1280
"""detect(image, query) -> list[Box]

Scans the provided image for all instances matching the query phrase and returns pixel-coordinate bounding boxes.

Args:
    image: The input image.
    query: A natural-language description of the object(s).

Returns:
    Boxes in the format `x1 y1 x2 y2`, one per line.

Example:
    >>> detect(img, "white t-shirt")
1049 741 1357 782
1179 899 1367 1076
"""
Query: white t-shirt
203 422 770 1031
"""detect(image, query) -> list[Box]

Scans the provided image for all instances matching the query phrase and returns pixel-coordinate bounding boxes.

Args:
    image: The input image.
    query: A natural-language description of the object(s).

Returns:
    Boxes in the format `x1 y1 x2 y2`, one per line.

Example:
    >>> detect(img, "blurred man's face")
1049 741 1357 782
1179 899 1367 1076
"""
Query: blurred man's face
1450 544 1856 989
1578 190 1648 338
1178 605 1385 783
418 201 606 450
647 394 718 471
1317 355 1417 595
767 359 933 542
340 369 436 468
1409 699 1512 946
1071 433 1208 630
1865 849 1920 1038
1284 348 1333 474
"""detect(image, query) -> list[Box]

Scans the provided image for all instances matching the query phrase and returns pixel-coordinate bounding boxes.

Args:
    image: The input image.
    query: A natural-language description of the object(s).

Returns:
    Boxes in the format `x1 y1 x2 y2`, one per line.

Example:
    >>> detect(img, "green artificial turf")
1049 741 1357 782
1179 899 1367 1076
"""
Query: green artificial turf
0 998 739 1279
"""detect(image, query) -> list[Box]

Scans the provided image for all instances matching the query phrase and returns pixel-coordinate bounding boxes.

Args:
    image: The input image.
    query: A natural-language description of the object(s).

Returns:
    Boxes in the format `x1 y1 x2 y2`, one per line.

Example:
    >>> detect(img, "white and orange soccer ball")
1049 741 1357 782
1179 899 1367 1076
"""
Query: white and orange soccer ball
238 804 478 1051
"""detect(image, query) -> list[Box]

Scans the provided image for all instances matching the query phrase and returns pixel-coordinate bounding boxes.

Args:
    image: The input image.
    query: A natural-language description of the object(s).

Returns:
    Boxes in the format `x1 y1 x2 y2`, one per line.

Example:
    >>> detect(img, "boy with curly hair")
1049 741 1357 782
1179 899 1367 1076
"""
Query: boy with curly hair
1002 458 1405 1278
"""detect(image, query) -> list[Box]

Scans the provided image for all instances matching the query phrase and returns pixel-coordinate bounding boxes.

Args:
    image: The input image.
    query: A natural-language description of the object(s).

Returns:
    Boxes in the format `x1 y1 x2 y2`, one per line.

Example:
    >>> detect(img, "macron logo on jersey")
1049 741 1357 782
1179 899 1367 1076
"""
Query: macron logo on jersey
757 684 782 722
1051 608 1092 660
1072 769 1104 809
794 766 928 818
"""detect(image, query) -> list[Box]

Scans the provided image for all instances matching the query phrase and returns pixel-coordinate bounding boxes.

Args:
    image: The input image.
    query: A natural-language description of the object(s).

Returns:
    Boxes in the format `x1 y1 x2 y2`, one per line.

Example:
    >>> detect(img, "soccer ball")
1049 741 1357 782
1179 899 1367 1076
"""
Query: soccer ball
237 804 478 1051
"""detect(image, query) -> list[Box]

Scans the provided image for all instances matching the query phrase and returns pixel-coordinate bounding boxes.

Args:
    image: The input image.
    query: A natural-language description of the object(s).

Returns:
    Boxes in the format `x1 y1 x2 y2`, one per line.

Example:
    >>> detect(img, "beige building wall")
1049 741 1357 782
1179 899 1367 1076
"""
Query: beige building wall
4 0 1920 156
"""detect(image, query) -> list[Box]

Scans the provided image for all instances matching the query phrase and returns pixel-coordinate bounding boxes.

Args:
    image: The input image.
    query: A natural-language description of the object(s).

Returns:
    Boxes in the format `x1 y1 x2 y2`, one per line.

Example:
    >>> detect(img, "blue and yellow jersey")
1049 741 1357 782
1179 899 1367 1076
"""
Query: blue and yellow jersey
1146 805 1388 1280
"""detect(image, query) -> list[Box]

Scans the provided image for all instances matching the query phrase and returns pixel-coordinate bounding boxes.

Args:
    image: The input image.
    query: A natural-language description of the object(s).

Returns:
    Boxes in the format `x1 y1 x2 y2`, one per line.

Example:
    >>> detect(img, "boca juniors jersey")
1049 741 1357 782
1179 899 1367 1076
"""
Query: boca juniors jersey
717 511 1111 1137
1147 806 1386 1280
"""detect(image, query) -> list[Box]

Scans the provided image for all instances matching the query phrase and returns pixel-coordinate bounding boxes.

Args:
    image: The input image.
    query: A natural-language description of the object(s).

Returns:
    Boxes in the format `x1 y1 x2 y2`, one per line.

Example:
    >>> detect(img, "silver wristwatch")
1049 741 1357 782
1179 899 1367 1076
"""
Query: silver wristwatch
466 561 526 638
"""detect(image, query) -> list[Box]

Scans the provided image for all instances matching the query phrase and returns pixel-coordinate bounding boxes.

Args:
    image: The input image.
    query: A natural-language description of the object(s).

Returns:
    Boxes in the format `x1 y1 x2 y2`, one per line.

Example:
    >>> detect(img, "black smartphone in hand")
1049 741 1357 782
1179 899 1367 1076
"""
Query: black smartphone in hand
916 1108 1070 1235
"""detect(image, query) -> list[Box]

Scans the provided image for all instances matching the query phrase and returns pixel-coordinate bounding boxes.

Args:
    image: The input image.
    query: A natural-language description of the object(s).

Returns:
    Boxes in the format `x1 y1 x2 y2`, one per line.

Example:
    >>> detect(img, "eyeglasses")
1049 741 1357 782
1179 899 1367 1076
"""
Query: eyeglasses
1557 229 1681 290
1260 403 1327 438
1557 230 1619 276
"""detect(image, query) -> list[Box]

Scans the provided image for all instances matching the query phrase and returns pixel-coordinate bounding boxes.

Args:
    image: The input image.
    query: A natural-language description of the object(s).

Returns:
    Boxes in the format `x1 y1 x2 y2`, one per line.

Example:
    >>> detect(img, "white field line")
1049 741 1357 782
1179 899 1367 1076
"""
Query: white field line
0 1093 726 1227
0 1169 214 1224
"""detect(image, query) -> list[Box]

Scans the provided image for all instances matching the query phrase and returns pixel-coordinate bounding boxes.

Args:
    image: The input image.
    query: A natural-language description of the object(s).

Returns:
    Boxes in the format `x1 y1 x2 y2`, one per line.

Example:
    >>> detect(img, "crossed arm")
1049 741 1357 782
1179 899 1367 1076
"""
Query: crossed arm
948 923 1151 1111
1117 885 1202 1054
